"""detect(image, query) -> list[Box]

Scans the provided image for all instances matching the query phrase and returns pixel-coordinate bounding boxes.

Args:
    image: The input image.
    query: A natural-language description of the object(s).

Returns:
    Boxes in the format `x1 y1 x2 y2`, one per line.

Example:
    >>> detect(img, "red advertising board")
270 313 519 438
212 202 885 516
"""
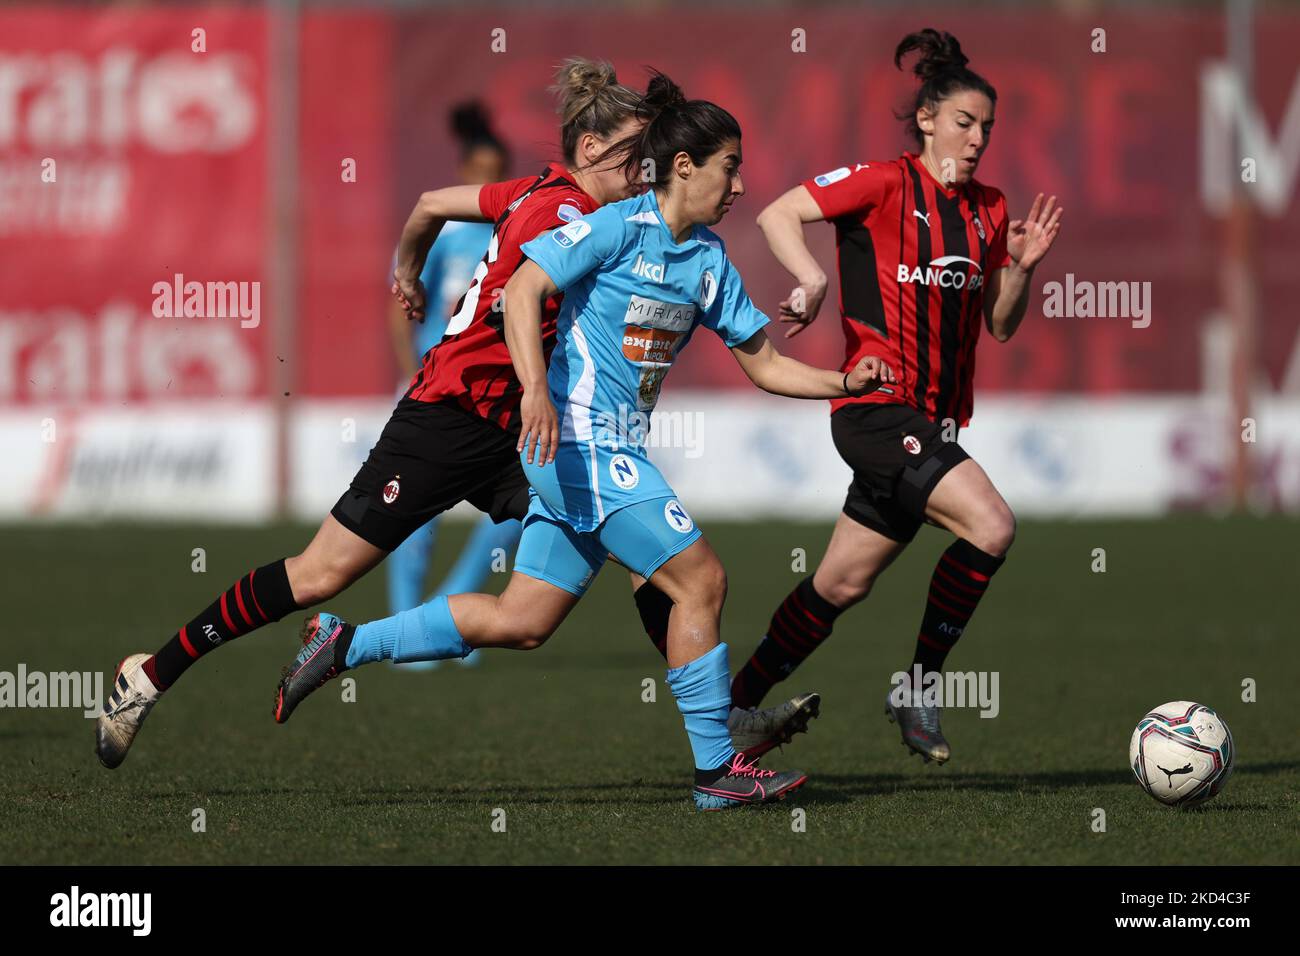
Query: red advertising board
0 8 269 403
3 6 1299 406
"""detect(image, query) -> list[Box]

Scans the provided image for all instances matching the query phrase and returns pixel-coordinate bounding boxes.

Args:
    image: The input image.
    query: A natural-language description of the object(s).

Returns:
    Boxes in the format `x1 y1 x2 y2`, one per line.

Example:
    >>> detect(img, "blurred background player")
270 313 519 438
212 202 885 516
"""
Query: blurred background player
730 28 1062 763
385 102 522 670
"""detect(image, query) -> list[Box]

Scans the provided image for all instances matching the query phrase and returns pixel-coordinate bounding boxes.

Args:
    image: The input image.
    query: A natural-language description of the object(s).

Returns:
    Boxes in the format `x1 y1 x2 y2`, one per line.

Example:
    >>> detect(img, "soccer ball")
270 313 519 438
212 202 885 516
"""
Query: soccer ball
1129 701 1234 808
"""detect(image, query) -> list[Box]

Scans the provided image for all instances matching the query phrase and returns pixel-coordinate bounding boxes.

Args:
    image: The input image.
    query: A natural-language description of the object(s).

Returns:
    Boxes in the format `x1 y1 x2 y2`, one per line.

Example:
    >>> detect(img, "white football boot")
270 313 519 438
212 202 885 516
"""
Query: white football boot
728 692 821 759
95 654 162 769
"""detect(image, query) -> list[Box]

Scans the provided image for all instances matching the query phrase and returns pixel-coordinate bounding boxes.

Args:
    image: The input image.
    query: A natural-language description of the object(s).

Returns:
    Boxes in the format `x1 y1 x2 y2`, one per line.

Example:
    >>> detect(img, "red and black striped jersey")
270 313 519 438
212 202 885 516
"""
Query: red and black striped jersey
405 163 598 432
803 152 1010 427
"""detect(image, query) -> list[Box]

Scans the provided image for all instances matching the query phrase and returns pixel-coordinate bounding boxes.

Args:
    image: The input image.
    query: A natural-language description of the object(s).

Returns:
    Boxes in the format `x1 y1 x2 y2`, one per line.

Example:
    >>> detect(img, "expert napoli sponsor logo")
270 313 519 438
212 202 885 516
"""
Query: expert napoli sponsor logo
897 256 984 291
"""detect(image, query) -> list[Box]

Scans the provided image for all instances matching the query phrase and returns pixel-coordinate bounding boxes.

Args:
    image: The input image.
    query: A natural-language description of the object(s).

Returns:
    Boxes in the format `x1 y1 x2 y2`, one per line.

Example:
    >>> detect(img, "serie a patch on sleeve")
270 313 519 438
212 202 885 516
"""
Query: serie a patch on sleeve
552 219 591 247
813 166 851 187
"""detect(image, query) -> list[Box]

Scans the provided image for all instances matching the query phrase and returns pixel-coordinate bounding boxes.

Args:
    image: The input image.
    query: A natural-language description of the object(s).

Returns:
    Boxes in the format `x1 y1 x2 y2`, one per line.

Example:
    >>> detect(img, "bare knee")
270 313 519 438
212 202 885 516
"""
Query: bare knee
676 556 727 618
970 505 1016 557
816 572 875 608
285 552 360 606
509 619 557 651
489 594 563 650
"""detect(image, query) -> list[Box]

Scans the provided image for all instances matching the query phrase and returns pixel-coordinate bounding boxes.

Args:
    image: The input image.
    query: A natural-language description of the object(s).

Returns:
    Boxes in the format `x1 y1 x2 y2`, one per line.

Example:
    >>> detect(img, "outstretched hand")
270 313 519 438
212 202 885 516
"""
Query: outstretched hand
1006 193 1063 271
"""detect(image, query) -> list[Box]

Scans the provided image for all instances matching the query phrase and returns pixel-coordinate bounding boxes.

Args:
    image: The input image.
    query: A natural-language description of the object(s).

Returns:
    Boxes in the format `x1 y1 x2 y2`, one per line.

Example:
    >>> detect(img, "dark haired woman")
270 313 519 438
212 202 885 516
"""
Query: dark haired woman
385 101 519 671
283 72 896 810
731 29 1063 764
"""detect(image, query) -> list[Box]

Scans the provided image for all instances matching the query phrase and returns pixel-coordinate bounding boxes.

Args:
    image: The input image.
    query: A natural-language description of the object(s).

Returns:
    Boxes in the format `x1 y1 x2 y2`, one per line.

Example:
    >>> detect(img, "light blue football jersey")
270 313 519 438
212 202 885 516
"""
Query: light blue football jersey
519 189 768 531
412 220 493 359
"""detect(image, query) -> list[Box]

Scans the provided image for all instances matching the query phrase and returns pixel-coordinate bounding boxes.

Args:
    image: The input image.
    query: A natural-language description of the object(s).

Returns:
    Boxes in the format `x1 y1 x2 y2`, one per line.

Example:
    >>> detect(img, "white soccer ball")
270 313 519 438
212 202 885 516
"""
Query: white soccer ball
1129 701 1234 807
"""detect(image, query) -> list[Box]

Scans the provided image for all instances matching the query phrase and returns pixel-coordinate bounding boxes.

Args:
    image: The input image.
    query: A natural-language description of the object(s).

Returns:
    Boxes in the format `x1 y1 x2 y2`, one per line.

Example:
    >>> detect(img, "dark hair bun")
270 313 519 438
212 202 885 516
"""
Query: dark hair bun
641 71 687 117
894 28 969 81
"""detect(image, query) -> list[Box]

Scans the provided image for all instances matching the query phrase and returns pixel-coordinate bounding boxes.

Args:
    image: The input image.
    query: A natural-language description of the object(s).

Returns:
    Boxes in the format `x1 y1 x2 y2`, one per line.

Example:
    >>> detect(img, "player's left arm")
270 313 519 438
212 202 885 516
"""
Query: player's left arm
985 192 1063 342
707 251 893 397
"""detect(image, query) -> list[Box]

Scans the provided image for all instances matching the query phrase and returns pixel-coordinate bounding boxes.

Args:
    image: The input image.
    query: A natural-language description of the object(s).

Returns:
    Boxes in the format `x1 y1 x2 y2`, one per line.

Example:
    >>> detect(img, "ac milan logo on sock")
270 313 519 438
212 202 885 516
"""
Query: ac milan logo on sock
382 478 401 504
902 435 922 455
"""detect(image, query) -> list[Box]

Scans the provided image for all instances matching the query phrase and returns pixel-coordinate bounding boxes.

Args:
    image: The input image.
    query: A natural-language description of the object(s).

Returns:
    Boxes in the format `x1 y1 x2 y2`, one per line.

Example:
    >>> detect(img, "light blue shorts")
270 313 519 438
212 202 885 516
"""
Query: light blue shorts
513 493 702 596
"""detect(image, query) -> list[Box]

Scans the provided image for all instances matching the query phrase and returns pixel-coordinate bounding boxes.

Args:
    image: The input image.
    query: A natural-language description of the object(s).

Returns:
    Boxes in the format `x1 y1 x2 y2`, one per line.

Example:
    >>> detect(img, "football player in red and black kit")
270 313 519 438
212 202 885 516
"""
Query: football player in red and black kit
96 59 821 770
729 29 1063 763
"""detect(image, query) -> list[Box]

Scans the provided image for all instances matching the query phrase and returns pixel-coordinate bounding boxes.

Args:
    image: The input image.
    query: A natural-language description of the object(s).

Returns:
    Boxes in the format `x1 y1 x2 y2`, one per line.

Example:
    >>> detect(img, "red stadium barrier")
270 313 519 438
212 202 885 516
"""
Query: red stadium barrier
0 7 270 403
2 4 1299 405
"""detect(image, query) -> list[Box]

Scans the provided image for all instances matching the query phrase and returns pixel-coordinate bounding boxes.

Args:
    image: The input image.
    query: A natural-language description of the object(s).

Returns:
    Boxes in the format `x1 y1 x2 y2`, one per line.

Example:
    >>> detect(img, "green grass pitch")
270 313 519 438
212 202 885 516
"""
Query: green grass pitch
1 516 1295 865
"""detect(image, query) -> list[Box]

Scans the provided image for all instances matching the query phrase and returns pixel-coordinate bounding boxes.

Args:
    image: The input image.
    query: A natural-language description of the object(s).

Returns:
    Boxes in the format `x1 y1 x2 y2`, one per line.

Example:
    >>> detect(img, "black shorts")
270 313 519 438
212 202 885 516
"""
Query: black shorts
830 403 970 543
330 397 529 552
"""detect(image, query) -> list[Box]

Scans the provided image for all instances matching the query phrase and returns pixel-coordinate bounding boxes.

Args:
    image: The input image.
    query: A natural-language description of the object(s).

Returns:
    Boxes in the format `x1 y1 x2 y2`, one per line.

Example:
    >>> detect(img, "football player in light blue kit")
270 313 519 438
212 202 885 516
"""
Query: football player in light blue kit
292 74 894 810
385 103 522 668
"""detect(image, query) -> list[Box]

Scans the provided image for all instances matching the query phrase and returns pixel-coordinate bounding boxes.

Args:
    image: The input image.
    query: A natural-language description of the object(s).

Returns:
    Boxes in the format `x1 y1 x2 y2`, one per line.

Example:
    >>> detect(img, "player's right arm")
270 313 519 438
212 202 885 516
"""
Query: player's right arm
393 184 490 320
758 164 888 338
507 207 629 467
502 259 560 466
755 185 830 338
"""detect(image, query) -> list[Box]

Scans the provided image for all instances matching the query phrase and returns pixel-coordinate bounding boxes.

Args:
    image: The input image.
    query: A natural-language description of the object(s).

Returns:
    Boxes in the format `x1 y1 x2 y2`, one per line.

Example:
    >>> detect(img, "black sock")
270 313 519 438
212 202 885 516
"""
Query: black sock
911 539 1005 675
731 577 844 710
634 581 674 660
146 559 302 689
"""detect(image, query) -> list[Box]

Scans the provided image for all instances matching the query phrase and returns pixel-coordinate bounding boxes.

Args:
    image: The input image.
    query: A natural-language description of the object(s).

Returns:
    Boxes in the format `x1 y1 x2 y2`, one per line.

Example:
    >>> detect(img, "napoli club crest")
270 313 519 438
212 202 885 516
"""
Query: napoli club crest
902 435 922 455
383 477 401 504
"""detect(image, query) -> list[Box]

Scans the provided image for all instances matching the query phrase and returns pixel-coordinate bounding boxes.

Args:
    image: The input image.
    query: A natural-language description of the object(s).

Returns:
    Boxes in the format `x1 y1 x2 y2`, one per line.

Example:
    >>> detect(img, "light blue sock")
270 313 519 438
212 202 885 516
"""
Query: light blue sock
428 517 521 668
345 596 471 668
665 642 736 771
432 516 522 598
387 518 437 614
